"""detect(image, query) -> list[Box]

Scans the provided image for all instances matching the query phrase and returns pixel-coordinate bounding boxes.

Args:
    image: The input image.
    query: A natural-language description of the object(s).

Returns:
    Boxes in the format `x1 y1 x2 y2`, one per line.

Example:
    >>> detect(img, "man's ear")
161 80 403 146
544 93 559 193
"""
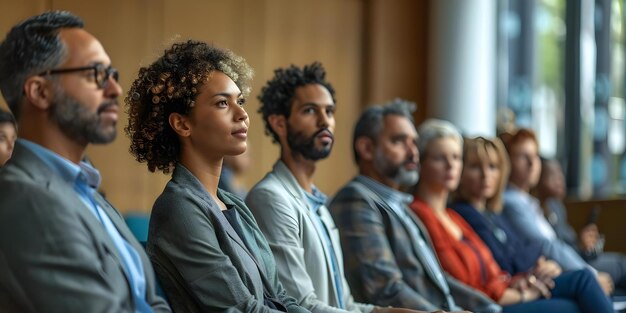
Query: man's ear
169 113 191 137
268 114 286 139
23 76 53 110
355 136 375 161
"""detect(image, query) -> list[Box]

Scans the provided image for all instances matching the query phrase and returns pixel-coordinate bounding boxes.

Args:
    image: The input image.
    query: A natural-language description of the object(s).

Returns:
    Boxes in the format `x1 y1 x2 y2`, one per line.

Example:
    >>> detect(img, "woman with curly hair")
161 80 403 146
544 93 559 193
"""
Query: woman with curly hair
125 40 310 313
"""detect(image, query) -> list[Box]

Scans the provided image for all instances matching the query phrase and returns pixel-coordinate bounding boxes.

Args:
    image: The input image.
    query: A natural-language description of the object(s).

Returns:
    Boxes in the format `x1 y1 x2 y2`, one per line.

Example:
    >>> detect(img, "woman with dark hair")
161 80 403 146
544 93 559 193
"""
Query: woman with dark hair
125 40 309 313
409 119 614 312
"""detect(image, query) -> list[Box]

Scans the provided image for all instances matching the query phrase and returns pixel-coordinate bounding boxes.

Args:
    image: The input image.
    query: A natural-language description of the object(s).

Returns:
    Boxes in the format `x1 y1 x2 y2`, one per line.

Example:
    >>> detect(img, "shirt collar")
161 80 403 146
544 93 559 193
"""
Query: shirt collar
18 138 101 188
355 174 413 205
305 185 328 213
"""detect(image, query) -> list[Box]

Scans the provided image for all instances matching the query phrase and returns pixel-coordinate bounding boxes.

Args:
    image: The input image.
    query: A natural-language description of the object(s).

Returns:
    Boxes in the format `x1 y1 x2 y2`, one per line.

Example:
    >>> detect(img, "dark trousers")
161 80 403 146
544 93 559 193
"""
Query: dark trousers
504 269 614 313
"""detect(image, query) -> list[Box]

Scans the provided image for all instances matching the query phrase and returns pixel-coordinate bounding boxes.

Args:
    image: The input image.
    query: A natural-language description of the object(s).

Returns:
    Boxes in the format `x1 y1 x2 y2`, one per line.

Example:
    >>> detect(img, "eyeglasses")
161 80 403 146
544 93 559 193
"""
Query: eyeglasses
38 64 119 89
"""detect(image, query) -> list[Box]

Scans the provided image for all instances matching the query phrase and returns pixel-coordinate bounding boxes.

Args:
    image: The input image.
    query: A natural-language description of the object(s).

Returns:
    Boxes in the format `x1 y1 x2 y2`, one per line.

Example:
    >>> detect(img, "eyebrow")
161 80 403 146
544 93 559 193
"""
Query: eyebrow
212 92 243 98
298 102 335 108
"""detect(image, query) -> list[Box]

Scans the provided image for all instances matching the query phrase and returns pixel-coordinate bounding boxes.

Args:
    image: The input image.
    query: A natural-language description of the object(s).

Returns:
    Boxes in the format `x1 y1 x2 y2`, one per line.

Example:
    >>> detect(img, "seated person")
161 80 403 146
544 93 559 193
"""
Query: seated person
0 11 170 312
247 63 426 313
534 157 626 291
499 128 614 294
330 100 494 313
125 40 309 313
411 120 613 312
450 137 552 278
0 109 17 167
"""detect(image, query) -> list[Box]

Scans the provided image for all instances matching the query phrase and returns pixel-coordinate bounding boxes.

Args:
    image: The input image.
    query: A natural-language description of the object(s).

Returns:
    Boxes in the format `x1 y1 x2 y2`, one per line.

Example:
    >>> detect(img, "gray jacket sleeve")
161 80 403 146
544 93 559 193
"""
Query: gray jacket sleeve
502 195 588 271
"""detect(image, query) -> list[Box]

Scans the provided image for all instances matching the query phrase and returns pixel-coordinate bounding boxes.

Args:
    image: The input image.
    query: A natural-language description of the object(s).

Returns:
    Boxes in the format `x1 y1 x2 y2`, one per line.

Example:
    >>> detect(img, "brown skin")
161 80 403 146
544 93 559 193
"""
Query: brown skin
0 122 16 166
536 160 600 253
267 83 335 193
18 28 121 164
169 71 248 210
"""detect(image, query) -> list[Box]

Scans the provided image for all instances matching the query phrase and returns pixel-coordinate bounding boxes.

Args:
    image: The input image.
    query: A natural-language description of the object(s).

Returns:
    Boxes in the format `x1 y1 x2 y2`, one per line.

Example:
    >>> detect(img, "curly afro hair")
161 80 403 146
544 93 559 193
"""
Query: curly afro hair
125 40 254 174
257 62 336 144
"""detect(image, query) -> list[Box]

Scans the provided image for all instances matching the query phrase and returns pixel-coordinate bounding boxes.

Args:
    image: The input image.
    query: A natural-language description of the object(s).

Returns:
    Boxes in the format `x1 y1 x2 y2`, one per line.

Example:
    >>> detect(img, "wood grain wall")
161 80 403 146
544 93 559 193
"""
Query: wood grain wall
0 0 429 213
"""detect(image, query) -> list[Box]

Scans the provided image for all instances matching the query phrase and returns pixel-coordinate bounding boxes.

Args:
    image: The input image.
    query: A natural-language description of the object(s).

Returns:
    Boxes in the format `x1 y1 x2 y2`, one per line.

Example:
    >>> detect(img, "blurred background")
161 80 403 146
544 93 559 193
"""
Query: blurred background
1 0 625 214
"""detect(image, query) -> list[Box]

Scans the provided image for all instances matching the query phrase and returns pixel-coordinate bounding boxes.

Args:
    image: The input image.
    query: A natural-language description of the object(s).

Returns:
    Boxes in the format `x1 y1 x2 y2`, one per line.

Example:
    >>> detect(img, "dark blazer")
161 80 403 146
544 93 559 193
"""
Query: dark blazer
450 201 542 275
147 164 309 313
329 177 500 313
0 142 170 313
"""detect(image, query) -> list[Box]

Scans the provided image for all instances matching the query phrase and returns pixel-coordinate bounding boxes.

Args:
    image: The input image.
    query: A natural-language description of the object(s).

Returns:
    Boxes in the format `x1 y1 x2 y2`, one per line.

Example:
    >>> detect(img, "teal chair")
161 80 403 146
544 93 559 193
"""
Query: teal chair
124 212 150 246
124 212 168 302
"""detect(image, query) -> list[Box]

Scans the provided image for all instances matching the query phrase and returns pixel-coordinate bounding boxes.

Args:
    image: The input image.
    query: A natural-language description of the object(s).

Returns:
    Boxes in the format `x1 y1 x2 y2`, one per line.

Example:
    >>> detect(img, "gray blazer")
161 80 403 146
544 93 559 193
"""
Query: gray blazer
0 142 170 313
147 164 309 313
246 160 373 313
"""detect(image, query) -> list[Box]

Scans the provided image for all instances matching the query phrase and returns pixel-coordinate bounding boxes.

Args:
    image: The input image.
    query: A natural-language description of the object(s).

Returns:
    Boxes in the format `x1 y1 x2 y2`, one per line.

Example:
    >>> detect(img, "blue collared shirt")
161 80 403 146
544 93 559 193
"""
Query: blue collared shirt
19 139 152 313
305 186 345 309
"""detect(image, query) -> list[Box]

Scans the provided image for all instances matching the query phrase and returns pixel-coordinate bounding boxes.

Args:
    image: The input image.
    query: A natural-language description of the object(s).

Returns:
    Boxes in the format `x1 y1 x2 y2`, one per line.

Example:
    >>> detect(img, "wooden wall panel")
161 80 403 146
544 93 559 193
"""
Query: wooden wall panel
364 0 429 123
0 0 367 212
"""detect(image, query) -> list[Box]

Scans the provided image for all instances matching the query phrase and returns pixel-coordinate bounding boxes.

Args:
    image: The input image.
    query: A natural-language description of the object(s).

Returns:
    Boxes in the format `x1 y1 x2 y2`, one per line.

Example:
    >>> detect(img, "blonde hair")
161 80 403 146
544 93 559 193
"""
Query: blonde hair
457 137 510 213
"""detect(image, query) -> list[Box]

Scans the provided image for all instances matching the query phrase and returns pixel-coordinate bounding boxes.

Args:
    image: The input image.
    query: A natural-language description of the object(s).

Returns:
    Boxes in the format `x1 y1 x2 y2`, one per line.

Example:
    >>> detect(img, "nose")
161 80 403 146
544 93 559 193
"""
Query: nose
104 76 122 99
407 140 419 161
235 102 248 122
317 111 331 128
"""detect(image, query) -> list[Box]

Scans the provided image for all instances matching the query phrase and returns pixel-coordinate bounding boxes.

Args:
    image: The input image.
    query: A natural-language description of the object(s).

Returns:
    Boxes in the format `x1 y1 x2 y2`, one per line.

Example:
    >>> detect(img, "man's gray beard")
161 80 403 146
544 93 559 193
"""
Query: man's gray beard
392 166 419 186
373 148 419 187
51 85 117 144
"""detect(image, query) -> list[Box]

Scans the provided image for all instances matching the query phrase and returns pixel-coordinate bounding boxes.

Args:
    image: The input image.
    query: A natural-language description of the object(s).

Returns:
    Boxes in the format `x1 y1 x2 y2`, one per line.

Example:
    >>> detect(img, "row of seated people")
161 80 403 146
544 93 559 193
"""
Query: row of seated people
0 10 622 313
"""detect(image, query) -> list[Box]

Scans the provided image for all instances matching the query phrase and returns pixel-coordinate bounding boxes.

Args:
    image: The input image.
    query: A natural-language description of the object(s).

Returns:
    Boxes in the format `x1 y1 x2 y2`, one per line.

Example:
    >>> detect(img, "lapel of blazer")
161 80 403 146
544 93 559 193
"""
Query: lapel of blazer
172 165 271 281
272 161 341 295
92 194 147 262
9 142 127 273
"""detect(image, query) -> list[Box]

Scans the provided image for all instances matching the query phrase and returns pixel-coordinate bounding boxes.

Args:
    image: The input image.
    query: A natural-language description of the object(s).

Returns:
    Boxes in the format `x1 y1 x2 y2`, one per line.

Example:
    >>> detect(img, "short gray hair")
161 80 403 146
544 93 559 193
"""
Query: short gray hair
416 118 463 156
0 11 84 119
352 98 416 163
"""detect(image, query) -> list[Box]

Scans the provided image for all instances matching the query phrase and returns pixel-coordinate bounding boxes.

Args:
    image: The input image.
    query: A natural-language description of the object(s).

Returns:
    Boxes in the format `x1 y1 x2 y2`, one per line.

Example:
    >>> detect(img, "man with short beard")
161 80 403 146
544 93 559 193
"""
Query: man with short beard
247 63 427 313
328 100 500 313
0 11 170 313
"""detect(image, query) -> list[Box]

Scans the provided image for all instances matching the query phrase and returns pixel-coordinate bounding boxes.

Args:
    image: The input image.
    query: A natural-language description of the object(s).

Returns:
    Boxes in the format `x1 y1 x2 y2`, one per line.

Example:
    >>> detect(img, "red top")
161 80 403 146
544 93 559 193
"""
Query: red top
410 198 510 301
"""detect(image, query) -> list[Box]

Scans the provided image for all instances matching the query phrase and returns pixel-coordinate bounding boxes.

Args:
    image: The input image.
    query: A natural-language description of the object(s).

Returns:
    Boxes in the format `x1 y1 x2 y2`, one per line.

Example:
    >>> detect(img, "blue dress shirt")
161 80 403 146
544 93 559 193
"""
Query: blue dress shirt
305 186 345 309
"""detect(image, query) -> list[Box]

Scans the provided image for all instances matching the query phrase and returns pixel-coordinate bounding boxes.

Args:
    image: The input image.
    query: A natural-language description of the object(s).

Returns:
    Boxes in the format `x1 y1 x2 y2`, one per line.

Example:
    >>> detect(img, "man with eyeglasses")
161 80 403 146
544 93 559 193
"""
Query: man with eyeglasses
0 11 171 313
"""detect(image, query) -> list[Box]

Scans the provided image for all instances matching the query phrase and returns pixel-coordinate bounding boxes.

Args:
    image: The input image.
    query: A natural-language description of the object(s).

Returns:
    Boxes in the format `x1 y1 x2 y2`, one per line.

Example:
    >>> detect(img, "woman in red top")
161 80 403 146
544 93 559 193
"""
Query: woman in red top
410 119 613 313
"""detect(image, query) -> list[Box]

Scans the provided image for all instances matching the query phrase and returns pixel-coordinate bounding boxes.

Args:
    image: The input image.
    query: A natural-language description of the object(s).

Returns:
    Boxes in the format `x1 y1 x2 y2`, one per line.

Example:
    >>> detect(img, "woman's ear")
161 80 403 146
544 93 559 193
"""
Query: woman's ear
23 76 52 110
169 113 191 137
355 136 375 161
267 114 286 139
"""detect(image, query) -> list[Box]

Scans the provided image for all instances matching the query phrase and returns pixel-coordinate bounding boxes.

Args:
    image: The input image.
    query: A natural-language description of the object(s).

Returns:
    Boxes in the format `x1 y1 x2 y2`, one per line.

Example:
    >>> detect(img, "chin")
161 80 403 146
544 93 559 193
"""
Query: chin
229 146 247 156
